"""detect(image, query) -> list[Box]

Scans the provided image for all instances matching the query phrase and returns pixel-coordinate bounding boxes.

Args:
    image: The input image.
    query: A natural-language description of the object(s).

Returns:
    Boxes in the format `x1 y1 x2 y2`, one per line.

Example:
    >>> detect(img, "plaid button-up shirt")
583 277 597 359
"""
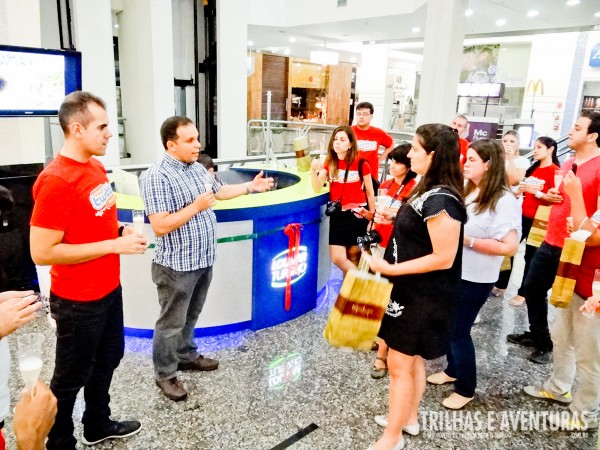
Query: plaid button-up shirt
141 153 221 272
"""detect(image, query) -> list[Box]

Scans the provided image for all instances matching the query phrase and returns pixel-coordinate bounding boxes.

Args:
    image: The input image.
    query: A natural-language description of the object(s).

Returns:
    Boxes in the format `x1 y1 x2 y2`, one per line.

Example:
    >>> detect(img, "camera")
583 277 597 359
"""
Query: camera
357 230 382 250
325 200 341 216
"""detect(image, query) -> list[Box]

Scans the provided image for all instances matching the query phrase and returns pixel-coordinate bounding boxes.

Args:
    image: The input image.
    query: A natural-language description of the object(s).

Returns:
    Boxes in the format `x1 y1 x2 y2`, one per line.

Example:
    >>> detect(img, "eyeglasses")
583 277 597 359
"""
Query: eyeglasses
356 112 371 117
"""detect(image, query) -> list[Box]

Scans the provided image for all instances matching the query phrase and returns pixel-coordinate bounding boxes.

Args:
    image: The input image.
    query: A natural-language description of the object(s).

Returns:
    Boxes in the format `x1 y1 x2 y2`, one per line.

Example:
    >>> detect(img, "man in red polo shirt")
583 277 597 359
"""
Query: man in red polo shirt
352 101 394 188
451 114 470 166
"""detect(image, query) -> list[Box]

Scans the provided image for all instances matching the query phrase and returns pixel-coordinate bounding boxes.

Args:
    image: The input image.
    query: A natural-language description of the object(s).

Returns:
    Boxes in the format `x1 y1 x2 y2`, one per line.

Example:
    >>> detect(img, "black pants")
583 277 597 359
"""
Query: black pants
520 242 561 351
495 215 535 291
46 286 125 450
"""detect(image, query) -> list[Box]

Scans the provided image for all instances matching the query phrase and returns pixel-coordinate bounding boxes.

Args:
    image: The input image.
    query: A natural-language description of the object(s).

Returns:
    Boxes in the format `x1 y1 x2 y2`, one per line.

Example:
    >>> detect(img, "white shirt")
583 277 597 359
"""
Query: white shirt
462 190 522 283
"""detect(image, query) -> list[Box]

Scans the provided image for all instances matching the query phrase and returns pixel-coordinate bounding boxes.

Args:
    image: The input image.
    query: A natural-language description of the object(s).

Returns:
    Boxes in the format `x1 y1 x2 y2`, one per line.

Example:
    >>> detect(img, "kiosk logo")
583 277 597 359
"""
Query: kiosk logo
590 42 600 67
270 246 308 288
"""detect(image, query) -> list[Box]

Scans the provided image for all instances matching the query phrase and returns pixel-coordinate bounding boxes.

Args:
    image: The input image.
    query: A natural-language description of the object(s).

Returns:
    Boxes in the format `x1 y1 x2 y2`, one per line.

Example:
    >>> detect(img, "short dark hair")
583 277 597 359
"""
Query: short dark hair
160 116 194 149
356 102 374 114
582 111 600 146
197 154 214 170
388 143 417 186
58 91 106 135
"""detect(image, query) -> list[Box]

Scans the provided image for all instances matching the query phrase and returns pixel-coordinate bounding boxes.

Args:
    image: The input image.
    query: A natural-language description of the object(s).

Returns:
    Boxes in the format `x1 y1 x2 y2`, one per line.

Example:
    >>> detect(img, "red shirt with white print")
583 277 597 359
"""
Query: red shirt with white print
325 158 372 207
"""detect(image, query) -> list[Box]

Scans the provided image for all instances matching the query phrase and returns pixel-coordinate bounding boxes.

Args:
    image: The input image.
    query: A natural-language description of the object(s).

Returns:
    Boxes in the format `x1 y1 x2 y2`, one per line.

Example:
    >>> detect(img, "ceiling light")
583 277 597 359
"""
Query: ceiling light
465 9 474 17
247 40 254 46
566 0 580 5
256 49 262 53
594 11 600 17
310 50 339 65
527 10 539 17
114 24 119 28
496 18 506 26
283 48 291 55
411 27 420 33
369 40 376 45
289 37 296 43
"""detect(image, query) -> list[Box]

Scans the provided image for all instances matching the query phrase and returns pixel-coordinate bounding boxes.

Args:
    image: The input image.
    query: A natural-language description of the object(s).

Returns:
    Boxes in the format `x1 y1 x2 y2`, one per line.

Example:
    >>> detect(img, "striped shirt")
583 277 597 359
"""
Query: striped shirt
141 153 221 272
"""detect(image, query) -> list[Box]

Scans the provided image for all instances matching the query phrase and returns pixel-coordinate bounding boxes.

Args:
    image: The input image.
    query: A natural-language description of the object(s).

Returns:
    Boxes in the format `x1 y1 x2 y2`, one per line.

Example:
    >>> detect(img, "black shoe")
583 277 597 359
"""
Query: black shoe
507 332 536 347
528 349 552 364
82 420 142 446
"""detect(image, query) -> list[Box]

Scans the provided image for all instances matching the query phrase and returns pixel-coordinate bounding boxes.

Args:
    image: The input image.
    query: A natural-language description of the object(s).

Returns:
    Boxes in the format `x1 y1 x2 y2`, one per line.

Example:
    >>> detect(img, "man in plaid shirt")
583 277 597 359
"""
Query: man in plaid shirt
141 116 273 401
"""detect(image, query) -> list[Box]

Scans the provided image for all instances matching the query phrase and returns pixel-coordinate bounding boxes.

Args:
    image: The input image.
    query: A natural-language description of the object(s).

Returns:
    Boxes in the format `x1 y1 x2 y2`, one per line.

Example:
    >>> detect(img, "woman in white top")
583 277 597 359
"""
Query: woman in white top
426 139 521 410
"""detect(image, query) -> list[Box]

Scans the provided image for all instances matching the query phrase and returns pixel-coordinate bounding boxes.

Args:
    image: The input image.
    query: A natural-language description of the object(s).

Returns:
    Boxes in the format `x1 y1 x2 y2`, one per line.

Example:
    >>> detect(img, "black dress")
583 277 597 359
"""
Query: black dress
379 186 466 360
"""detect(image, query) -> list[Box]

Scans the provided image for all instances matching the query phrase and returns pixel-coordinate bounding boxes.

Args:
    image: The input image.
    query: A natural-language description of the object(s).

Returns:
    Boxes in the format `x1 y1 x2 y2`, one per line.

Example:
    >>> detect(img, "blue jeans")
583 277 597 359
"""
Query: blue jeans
445 280 493 398
47 286 125 450
151 263 213 381
521 241 561 351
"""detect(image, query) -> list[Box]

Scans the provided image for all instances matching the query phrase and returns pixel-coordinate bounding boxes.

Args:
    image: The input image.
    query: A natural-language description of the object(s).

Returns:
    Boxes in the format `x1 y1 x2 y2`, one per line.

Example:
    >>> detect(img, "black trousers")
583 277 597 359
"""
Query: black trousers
46 286 125 450
520 242 561 351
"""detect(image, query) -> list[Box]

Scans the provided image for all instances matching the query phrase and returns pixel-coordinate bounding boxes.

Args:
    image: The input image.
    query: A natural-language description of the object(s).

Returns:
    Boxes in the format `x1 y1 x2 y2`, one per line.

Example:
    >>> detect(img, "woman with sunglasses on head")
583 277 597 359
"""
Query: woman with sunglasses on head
311 125 375 275
427 139 521 410
363 124 466 450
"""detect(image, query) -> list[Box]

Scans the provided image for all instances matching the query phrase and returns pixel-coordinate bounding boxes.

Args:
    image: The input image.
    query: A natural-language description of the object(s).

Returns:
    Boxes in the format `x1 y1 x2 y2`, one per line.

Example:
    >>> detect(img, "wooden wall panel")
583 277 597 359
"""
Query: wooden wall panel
261 54 289 121
247 52 263 120
326 62 352 126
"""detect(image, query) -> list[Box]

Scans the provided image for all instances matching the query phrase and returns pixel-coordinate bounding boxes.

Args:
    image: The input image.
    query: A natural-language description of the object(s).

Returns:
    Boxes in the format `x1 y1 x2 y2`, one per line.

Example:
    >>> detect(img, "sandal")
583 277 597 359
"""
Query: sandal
509 295 525 306
370 357 387 379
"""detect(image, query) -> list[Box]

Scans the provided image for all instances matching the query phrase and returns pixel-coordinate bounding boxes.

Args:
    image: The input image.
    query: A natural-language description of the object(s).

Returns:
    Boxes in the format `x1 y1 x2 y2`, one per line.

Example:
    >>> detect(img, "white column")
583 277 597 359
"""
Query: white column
0 0 45 166
71 0 120 166
216 0 248 159
117 0 175 165
417 0 467 125
355 44 389 128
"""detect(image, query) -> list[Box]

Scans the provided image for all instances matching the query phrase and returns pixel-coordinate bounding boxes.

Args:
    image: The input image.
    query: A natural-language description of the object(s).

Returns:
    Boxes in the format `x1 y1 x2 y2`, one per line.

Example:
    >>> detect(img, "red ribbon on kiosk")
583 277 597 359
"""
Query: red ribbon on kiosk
283 223 303 311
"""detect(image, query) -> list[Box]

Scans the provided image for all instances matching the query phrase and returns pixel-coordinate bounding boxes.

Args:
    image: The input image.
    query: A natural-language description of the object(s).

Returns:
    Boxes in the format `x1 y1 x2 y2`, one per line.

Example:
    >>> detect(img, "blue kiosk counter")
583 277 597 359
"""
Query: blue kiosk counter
116 165 330 338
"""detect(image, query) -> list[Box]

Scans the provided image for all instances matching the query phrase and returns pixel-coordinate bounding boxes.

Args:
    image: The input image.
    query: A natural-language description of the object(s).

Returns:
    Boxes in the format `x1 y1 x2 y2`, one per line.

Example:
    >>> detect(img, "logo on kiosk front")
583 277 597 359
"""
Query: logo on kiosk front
270 246 308 288
590 42 600 67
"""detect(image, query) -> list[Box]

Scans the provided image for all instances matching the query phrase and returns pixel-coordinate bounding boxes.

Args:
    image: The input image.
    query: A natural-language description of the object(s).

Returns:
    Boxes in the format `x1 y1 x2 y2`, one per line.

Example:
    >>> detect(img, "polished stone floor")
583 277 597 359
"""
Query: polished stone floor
3 244 598 449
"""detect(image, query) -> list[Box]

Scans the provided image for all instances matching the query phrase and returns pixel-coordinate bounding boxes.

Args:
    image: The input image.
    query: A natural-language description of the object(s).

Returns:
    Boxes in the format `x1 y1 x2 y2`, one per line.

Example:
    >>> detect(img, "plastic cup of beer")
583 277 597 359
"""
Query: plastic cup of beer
131 210 145 235
17 333 44 399
376 188 388 212
554 170 563 189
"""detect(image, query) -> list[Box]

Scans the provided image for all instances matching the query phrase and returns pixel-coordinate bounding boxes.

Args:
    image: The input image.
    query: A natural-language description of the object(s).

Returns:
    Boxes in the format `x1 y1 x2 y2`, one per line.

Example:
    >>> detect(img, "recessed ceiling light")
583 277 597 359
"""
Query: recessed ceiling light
289 37 296 43
594 11 600 17
369 40 376 45
465 9 474 17
411 27 420 33
566 0 580 5
114 24 119 28
247 40 254 46
501 47 507 51
283 48 291 55
527 10 539 17
496 18 506 26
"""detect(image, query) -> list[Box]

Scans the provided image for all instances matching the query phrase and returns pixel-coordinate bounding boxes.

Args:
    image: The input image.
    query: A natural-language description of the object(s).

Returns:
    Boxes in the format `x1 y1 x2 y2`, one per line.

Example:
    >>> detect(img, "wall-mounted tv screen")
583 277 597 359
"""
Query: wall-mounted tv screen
0 45 82 117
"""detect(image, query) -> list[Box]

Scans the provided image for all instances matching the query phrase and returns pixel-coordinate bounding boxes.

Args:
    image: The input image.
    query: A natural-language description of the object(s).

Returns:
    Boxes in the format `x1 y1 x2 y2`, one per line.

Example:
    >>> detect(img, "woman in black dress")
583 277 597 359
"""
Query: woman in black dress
364 124 466 450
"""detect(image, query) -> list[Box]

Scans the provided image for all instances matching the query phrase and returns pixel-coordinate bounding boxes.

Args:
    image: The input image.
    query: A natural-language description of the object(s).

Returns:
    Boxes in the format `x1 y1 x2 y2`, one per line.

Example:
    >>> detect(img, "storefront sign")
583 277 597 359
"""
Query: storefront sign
590 43 600 67
468 121 499 142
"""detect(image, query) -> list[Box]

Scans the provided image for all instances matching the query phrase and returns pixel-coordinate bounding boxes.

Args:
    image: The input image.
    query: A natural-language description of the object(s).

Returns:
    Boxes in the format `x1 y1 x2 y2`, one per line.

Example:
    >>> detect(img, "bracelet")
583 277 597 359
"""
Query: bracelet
118 225 125 237
245 182 251 195
535 190 543 199
469 237 475 249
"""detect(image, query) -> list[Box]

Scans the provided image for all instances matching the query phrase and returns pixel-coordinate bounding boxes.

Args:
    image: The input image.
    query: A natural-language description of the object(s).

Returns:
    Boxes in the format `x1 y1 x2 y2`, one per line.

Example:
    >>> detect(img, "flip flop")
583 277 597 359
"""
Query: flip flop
370 356 387 379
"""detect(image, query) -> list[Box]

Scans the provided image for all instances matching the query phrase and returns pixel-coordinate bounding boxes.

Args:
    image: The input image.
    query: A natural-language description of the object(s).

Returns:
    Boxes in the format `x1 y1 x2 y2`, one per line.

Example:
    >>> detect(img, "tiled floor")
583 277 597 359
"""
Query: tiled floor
3 245 598 449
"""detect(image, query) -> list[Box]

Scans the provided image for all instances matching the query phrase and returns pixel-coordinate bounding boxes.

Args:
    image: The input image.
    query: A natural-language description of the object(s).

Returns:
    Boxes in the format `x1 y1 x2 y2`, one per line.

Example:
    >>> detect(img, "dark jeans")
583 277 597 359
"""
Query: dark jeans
445 279 494 398
521 241 561 351
495 215 535 291
46 286 125 450
152 263 213 381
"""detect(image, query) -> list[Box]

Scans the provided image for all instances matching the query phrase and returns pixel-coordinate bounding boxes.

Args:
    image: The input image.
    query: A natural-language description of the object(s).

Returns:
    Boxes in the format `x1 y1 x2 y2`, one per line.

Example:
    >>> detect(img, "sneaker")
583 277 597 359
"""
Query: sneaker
156 377 188 401
523 384 573 404
547 411 599 430
506 332 536 347
177 354 219 371
373 415 420 435
82 420 142 446
528 349 552 364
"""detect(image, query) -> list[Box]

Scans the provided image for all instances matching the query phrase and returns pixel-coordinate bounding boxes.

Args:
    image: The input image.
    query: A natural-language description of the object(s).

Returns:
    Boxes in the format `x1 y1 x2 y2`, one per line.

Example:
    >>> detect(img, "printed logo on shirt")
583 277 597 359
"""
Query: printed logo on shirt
334 170 361 184
89 182 116 216
356 139 379 152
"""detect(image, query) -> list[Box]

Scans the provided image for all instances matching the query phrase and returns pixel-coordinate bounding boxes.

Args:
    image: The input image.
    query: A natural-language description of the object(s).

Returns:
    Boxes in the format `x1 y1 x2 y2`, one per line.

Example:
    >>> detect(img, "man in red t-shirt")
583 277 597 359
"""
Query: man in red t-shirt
29 92 148 450
352 101 394 186
450 114 470 166
518 111 600 429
